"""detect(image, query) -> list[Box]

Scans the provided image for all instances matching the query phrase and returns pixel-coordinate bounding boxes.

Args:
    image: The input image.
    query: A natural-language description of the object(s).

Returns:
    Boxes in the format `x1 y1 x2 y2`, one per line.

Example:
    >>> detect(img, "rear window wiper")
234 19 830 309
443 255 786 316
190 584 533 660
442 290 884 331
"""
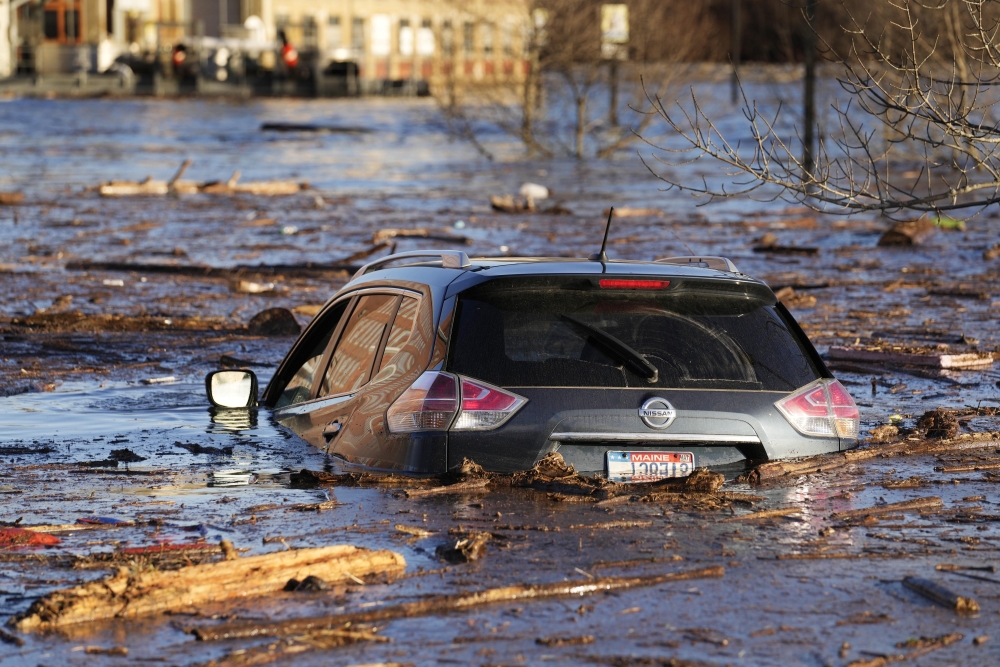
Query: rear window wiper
559 314 659 383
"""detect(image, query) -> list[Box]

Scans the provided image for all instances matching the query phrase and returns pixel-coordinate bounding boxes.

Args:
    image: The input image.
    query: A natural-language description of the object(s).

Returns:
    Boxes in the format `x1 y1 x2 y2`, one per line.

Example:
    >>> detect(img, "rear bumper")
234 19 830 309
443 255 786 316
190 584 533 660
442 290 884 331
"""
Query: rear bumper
445 387 850 473
553 441 763 472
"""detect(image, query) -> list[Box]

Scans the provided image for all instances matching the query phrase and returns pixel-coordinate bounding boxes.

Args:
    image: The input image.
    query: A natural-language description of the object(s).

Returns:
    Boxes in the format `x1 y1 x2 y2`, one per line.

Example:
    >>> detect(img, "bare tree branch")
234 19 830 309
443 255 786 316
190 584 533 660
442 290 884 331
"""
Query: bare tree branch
640 0 1000 217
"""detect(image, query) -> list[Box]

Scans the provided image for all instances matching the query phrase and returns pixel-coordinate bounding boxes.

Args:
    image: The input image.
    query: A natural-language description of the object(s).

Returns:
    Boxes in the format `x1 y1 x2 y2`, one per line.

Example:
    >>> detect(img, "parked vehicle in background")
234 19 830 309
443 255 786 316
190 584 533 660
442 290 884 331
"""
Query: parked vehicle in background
207 251 859 481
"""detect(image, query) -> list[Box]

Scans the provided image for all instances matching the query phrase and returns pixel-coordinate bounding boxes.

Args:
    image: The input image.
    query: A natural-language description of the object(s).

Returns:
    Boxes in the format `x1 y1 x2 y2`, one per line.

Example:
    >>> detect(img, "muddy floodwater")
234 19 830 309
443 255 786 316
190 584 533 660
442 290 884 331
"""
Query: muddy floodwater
2 90 1000 666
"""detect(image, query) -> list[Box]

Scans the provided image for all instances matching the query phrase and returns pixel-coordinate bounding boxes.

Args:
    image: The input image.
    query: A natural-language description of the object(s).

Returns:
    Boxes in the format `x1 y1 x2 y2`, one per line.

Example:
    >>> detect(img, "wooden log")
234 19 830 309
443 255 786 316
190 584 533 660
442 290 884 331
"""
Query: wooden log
372 228 472 245
927 284 991 299
63 259 364 279
770 551 913 561
935 563 996 573
844 632 963 667
188 565 725 641
938 461 1000 473
99 178 169 197
395 524 436 538
167 159 193 193
200 172 241 194
172 180 200 194
831 497 942 521
198 173 305 196
11 545 405 632
197 627 388 666
742 432 1000 484
603 207 663 217
752 245 819 256
0 628 25 647
21 523 114 533
829 346 993 369
404 479 490 498
0 192 24 206
877 218 938 246
490 194 535 213
260 122 372 133
718 507 801 523
902 577 979 613
233 180 304 196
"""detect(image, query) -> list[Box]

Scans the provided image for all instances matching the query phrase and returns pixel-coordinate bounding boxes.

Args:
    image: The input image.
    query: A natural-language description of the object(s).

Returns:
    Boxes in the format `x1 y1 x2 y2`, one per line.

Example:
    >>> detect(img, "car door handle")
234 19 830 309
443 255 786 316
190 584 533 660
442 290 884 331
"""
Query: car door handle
322 421 342 441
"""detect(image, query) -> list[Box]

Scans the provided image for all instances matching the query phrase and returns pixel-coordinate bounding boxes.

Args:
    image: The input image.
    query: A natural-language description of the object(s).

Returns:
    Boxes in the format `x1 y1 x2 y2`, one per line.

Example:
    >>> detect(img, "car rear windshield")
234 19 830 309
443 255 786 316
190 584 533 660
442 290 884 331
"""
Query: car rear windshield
447 279 821 391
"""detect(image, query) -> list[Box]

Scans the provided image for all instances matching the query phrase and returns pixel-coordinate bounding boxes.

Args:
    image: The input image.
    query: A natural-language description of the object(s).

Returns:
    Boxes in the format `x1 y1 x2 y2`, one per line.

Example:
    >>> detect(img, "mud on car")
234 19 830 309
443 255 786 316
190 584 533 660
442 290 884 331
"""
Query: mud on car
206 251 859 481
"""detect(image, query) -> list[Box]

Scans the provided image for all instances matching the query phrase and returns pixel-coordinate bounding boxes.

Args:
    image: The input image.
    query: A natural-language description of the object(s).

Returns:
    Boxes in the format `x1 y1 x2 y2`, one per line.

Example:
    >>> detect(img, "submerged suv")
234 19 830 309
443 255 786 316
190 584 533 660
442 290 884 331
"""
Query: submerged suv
207 251 859 480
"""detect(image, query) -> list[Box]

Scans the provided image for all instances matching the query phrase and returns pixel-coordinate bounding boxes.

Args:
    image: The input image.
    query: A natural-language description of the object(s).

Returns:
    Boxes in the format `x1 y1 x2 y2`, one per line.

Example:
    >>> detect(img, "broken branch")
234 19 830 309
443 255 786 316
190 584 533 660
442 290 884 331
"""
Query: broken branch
12 545 405 632
189 566 725 641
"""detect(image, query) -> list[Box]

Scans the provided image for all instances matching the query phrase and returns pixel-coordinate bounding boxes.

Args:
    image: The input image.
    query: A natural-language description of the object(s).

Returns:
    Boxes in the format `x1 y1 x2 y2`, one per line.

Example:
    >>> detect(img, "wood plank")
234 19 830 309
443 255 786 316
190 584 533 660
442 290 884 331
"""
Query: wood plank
12 545 405 632
828 346 994 369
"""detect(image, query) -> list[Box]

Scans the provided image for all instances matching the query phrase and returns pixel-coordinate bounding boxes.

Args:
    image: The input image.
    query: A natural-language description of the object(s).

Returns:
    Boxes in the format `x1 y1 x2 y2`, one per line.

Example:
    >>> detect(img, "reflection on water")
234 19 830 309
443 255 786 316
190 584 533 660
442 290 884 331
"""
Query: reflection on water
0 381 329 475
209 469 259 487
209 407 259 432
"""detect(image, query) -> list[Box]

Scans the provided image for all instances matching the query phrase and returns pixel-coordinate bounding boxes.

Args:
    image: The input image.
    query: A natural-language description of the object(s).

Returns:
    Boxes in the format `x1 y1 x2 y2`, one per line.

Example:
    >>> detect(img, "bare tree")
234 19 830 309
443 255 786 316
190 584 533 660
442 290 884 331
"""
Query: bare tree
641 0 1000 217
437 0 711 160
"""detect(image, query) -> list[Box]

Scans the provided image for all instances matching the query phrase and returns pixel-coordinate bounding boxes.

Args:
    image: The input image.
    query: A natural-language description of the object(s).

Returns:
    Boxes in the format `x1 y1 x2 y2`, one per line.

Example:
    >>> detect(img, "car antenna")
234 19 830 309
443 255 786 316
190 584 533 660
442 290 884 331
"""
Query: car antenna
589 207 614 263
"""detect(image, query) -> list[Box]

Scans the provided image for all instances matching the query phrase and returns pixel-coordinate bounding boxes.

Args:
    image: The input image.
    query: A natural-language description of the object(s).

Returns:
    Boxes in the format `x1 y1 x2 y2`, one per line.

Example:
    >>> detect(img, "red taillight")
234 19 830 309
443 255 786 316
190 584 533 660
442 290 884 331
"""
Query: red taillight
598 279 670 290
386 371 458 433
386 373 527 433
775 379 859 439
460 378 518 411
452 377 527 431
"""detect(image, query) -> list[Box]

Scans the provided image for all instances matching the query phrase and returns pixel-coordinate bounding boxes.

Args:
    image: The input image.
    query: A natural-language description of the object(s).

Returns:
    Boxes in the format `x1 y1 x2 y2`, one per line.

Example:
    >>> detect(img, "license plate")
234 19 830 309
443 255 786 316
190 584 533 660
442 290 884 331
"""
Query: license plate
606 451 695 483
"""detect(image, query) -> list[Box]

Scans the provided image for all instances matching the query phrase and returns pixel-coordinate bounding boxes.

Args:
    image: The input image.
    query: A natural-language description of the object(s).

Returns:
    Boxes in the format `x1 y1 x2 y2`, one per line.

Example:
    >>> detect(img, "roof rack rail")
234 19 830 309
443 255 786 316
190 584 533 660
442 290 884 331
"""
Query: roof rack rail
352 250 472 281
655 256 740 273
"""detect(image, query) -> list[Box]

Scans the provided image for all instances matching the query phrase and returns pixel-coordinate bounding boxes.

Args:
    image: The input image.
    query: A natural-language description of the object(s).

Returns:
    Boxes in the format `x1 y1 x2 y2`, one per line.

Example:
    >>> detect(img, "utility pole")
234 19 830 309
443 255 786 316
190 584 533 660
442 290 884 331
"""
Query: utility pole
802 0 818 180
730 0 740 104
0 0 10 78
600 4 628 126
609 57 618 126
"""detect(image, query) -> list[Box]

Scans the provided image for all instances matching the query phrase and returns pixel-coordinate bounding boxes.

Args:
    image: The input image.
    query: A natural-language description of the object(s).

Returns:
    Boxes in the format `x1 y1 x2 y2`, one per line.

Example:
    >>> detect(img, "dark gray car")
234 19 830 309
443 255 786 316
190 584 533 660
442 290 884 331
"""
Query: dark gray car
206 251 859 481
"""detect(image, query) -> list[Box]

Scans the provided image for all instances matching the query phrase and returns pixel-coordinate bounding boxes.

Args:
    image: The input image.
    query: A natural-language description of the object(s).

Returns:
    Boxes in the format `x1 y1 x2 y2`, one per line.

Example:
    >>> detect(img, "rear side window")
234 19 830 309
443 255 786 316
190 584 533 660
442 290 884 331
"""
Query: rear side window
378 296 419 372
447 281 820 391
321 294 399 396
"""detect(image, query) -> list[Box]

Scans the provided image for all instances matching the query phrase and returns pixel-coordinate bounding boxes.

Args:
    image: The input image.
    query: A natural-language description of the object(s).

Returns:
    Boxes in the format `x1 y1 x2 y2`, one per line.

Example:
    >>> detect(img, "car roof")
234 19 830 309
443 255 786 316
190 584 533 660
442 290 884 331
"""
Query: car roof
468 257 753 280
347 251 762 290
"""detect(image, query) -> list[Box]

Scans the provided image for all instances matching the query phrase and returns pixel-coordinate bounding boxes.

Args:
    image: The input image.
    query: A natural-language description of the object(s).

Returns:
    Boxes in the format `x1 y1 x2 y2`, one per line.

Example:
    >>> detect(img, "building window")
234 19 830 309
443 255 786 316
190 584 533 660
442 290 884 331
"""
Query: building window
482 23 494 56
352 17 365 53
371 14 391 56
501 20 513 57
399 18 413 56
417 18 434 56
302 16 318 49
327 16 342 50
42 0 82 43
463 21 474 55
442 20 454 56
44 10 58 39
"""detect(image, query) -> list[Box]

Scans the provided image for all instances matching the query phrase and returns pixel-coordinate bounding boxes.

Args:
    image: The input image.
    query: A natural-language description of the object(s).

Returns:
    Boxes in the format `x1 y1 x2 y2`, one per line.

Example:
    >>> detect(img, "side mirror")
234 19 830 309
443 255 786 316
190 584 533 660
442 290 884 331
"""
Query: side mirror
206 370 258 408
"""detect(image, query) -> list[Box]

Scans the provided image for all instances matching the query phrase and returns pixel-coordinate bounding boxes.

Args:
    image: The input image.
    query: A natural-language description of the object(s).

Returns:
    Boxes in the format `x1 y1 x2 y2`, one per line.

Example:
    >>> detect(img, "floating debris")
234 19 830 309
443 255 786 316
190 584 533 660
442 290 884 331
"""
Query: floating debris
247 307 301 336
828 344 994 369
188 565 725 641
12 545 406 632
878 218 939 246
902 577 979 614
0 527 61 548
436 532 490 563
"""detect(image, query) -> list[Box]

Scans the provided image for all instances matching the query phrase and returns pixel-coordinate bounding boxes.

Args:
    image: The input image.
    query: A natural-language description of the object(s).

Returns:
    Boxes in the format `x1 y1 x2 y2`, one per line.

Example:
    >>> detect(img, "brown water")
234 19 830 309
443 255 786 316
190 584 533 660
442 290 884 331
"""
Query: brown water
2 92 1000 666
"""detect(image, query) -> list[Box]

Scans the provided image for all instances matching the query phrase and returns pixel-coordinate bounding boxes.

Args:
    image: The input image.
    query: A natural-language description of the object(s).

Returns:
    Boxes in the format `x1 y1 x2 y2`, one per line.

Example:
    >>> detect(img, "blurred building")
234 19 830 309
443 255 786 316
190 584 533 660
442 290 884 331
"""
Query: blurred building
2 0 530 93
268 0 530 92
3 0 186 74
